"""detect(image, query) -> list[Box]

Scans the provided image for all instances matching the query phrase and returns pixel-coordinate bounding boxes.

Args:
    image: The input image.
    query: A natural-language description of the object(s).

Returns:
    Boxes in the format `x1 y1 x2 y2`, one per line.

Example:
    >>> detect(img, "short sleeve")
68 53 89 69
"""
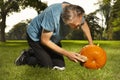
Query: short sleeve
41 10 55 32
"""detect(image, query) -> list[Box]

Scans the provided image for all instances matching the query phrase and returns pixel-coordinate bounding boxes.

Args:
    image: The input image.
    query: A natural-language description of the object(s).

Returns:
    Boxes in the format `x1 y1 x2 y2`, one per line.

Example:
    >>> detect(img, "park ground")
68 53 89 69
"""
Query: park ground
0 40 120 80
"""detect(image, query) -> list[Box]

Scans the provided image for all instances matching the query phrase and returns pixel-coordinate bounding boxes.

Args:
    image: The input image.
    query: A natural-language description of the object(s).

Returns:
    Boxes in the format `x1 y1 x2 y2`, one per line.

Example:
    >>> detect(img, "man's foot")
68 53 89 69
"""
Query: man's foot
15 50 28 66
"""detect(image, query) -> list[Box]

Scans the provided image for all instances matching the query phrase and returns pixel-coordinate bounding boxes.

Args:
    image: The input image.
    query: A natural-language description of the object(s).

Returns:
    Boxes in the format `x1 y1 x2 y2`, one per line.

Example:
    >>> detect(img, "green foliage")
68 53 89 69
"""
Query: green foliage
86 13 104 40
110 0 120 39
0 0 20 42
20 0 47 13
96 0 111 29
96 0 112 39
66 13 104 40
0 40 120 80
96 0 120 40
65 29 85 40
112 30 120 40
111 0 120 27
0 0 20 15
0 0 47 42
6 22 27 40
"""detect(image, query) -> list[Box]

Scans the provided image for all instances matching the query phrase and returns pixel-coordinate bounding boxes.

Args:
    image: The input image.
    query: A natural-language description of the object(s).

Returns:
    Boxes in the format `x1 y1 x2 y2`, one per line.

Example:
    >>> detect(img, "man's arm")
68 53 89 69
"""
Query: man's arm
41 29 70 57
40 29 87 62
81 21 93 45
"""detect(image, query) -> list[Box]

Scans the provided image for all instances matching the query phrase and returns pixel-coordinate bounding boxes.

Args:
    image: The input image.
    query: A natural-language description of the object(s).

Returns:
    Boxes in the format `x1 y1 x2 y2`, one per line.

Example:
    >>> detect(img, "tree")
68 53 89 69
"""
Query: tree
7 22 27 40
96 0 112 39
0 0 47 42
19 0 47 14
65 13 103 40
110 0 120 40
66 29 84 40
0 0 20 42
86 13 104 40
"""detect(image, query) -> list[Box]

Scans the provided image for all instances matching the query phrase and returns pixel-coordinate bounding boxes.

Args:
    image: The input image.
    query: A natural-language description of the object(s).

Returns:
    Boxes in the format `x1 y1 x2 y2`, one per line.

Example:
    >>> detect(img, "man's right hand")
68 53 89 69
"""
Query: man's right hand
67 52 88 63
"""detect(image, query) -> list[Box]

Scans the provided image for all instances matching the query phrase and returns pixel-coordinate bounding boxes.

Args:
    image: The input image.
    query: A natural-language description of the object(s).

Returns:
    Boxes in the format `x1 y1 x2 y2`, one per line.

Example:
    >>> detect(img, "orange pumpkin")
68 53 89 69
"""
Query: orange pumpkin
80 45 107 69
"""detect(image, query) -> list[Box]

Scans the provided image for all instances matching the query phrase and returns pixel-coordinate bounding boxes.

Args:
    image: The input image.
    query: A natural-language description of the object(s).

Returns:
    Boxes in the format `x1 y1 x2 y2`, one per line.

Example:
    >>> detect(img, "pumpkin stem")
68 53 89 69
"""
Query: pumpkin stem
97 43 100 46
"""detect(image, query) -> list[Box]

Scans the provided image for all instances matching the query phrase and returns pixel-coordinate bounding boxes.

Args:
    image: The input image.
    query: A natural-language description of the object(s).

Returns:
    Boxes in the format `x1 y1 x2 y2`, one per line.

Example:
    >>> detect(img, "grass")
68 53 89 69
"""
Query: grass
0 40 120 80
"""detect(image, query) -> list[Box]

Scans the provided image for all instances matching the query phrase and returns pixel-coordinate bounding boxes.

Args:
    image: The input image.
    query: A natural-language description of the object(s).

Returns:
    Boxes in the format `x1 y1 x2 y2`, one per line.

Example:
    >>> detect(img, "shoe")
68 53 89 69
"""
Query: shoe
15 50 28 66
52 66 65 71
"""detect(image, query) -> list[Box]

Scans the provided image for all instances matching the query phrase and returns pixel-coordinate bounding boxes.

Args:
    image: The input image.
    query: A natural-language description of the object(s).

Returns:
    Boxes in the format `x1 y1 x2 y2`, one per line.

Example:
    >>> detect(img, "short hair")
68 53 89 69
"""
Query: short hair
61 4 85 24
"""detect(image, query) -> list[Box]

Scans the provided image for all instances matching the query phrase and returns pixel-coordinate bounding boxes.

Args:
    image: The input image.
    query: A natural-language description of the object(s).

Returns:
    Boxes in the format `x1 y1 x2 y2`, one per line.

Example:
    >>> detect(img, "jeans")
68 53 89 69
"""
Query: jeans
26 34 65 68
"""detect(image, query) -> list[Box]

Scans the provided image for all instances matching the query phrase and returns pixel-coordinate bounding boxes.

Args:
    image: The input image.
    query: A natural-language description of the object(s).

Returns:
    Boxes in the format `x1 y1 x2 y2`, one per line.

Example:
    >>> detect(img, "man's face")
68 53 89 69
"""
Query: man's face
67 15 83 29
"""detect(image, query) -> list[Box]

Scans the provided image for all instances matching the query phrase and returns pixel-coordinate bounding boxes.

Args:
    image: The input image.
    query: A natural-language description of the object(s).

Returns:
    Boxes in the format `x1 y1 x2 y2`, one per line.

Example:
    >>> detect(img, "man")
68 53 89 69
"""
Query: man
15 2 93 70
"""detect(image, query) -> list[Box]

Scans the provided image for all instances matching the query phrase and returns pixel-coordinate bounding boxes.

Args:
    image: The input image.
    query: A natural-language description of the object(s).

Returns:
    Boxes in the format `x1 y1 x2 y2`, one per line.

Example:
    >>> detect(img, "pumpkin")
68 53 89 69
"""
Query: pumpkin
80 45 107 69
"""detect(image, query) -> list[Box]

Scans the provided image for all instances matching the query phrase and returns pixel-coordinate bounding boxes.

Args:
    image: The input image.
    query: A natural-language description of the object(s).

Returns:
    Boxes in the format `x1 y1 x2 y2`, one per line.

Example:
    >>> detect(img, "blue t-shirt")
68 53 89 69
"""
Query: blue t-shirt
27 3 72 43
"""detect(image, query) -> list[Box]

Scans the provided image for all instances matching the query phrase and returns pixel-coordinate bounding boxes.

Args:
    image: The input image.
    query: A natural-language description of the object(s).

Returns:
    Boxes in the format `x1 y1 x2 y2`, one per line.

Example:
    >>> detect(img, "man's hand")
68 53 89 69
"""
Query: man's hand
75 53 88 62
67 52 88 63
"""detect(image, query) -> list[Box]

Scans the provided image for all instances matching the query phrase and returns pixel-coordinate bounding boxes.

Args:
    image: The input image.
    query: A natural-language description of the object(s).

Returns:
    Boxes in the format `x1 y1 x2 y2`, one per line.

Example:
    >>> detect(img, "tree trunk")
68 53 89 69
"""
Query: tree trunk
0 25 6 42
0 12 6 42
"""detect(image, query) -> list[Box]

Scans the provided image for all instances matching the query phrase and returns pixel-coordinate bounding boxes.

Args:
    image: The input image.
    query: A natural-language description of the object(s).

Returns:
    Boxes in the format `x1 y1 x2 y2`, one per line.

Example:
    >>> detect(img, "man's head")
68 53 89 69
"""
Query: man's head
61 4 85 29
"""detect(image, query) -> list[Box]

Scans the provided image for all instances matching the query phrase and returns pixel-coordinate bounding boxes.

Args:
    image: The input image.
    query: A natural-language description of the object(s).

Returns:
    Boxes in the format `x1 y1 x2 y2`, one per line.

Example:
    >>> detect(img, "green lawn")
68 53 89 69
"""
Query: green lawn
0 40 120 80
